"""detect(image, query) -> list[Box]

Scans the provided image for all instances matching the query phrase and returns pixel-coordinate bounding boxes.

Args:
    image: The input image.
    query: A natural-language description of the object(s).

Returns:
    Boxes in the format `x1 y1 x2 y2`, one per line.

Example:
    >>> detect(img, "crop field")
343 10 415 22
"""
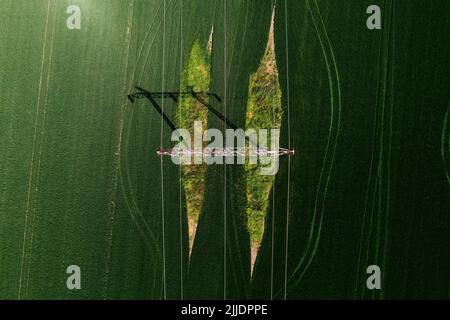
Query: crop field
0 0 449 300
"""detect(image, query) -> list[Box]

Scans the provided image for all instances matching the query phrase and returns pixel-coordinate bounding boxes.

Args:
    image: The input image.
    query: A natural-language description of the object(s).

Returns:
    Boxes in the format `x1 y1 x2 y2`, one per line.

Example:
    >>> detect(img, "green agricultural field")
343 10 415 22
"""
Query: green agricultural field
0 0 448 300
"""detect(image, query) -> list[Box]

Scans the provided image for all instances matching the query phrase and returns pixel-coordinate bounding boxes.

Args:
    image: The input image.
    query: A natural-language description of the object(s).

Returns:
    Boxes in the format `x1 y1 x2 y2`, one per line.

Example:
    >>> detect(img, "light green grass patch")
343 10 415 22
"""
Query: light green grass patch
245 25 282 248
176 40 211 248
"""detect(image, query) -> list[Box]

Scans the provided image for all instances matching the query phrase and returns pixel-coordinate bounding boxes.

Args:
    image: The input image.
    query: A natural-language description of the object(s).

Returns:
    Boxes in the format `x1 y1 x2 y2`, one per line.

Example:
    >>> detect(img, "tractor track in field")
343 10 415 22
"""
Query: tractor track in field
19 0 57 299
